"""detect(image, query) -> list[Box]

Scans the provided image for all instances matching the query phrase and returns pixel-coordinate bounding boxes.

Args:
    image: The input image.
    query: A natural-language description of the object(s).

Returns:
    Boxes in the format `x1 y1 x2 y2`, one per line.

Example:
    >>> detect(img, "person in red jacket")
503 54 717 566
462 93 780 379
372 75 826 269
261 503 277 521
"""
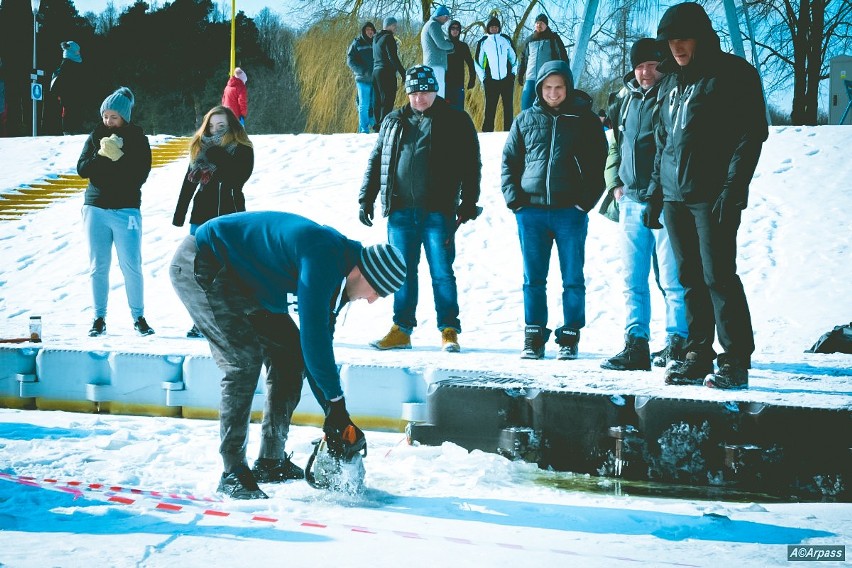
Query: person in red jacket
221 67 248 126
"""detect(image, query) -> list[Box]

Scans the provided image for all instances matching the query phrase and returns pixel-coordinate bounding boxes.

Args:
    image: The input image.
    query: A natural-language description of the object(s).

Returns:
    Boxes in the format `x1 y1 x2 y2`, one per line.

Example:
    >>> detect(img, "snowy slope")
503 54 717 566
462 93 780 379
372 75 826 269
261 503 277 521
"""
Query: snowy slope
0 127 850 566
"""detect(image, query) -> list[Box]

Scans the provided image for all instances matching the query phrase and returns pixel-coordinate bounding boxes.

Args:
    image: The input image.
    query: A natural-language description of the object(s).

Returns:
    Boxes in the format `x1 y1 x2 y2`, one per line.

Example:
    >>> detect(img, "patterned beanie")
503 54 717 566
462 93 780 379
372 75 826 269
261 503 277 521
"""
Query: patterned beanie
405 65 438 94
100 87 135 122
359 244 406 297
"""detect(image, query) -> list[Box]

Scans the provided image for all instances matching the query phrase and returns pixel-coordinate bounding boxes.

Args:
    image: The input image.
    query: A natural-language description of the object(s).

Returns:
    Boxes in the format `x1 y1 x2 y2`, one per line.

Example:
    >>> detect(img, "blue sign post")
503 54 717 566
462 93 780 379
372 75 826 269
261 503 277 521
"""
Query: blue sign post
30 82 43 101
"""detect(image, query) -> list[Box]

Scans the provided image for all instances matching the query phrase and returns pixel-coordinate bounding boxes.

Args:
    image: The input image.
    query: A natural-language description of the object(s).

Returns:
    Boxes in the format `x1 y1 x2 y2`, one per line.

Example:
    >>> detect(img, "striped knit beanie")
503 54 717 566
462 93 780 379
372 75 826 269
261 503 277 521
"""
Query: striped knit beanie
359 244 406 297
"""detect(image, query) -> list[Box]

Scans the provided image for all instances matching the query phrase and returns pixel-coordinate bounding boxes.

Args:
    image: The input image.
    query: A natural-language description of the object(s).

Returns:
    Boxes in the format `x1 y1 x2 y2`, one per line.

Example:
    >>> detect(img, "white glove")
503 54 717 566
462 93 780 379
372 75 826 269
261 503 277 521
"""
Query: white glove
98 134 124 161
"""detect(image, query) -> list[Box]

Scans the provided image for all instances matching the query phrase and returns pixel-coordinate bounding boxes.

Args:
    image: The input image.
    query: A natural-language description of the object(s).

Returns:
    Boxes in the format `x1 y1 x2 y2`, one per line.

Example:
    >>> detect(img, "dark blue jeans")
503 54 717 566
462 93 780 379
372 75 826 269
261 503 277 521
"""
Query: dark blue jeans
516 207 588 333
387 208 460 333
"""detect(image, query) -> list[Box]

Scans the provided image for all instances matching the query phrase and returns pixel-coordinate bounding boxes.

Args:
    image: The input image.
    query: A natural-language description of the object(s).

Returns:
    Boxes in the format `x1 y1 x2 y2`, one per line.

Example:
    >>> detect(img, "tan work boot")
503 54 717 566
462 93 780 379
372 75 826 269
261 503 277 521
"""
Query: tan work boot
441 328 460 352
370 324 412 350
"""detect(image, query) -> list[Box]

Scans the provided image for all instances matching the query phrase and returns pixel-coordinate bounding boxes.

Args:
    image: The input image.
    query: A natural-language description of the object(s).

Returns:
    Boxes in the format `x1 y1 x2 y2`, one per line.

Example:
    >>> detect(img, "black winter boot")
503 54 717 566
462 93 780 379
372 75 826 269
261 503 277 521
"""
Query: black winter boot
88 317 106 337
521 326 550 359
217 465 269 500
556 328 580 360
601 336 651 371
252 454 304 483
704 353 749 390
652 335 686 367
664 351 714 385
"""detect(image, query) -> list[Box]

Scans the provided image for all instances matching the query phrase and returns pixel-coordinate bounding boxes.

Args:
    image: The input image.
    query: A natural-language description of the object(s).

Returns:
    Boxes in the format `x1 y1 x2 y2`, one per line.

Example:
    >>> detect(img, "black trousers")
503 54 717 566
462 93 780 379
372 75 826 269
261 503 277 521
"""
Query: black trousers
482 76 515 132
664 201 754 364
373 68 398 131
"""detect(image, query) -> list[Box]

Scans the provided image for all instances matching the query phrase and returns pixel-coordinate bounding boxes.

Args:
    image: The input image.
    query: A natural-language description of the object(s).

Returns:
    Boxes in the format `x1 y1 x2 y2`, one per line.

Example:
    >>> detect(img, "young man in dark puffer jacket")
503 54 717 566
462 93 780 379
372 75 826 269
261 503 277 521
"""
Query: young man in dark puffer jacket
643 2 768 389
501 60 607 360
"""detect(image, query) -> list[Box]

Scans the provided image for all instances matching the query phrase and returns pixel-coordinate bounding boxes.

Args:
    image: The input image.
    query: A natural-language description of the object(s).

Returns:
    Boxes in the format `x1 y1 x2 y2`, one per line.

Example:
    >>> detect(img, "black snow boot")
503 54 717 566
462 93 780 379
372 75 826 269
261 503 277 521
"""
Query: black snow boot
556 328 580 360
134 316 155 336
652 335 686 367
601 336 651 371
88 317 106 337
186 325 204 339
252 454 305 483
664 351 714 385
521 326 550 359
704 353 749 390
217 465 269 500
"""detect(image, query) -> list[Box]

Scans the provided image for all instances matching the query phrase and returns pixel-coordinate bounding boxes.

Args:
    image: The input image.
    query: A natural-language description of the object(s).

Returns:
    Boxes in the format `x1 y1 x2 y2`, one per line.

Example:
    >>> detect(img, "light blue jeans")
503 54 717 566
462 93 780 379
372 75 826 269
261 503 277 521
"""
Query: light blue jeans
355 81 374 134
521 79 537 111
618 197 687 341
82 205 145 320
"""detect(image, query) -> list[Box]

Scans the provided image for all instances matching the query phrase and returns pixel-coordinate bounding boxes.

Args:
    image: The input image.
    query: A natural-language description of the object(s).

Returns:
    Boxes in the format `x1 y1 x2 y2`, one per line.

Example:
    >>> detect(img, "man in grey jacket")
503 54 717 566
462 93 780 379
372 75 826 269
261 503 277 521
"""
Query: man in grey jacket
517 14 569 111
420 5 454 98
600 38 687 373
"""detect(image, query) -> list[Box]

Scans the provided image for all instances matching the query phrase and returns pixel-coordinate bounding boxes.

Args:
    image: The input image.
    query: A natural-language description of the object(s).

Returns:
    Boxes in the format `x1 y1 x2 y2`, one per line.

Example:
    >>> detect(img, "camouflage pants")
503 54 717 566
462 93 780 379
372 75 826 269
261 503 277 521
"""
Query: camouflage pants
169 236 303 473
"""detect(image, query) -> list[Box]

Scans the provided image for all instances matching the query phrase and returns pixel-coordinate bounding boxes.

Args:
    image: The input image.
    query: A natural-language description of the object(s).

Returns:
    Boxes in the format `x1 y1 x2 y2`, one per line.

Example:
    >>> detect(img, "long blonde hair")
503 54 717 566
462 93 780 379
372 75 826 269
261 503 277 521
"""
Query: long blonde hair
189 106 253 161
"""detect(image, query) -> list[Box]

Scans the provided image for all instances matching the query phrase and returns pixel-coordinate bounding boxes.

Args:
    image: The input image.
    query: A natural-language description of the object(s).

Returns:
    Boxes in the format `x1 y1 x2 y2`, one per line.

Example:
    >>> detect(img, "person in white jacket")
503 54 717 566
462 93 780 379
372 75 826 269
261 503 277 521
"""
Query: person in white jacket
474 16 517 131
420 5 454 98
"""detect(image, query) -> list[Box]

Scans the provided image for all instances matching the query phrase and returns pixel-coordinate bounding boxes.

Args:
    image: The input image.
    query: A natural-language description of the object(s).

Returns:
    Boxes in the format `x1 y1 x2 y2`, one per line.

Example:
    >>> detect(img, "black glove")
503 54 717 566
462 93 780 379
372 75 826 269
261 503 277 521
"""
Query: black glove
642 200 664 229
172 215 184 227
456 202 480 224
711 192 739 225
467 78 475 90
323 398 366 459
359 202 374 227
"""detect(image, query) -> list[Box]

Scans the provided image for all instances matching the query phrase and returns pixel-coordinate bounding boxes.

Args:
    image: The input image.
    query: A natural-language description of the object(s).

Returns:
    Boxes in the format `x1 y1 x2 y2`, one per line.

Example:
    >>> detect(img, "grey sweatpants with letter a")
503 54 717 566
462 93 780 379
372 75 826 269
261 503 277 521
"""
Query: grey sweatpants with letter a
169 235 303 473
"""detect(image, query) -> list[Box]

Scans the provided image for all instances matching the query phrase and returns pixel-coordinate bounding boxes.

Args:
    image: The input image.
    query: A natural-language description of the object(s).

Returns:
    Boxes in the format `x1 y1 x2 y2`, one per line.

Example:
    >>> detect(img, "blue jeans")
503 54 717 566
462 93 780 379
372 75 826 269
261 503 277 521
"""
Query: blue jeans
446 86 465 112
521 79 537 111
82 205 145 319
516 207 588 332
387 208 460 333
355 81 374 133
618 197 687 341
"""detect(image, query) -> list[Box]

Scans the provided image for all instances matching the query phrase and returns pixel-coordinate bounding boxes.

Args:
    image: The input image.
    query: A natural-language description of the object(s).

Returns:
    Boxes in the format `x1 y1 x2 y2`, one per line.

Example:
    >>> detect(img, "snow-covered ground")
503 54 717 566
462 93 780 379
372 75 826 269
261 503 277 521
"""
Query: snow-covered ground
0 126 850 566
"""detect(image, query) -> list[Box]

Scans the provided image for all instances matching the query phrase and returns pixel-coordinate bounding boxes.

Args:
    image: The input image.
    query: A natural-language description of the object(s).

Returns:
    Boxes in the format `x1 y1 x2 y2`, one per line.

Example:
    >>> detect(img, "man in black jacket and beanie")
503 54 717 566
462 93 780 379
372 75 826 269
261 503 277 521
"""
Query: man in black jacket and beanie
644 2 768 389
359 65 481 353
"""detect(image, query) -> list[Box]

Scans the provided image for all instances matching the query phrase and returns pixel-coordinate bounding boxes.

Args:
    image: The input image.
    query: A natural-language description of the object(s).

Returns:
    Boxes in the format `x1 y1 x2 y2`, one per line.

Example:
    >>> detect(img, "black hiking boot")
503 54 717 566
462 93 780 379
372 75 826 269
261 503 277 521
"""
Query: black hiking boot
652 335 686 367
601 336 651 371
664 351 714 385
88 317 106 337
186 324 204 339
134 316 155 336
252 454 305 483
217 465 269 500
704 353 749 390
521 325 550 359
556 328 580 360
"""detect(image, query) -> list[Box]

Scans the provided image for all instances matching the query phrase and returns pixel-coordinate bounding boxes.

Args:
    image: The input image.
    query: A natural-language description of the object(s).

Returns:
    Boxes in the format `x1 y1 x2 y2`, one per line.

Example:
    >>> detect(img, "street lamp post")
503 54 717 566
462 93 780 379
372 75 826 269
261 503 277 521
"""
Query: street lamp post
31 0 41 137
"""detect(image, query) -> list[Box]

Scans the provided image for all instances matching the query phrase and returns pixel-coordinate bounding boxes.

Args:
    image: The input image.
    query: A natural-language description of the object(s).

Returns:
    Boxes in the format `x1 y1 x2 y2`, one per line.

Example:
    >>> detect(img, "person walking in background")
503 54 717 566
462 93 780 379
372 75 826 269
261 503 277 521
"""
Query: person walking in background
517 14 569 111
169 211 406 499
347 21 377 133
172 105 254 338
474 16 517 132
221 67 248 127
420 5 453 98
50 41 86 135
372 17 406 131
445 20 476 112
600 38 688 373
501 61 606 360
360 65 481 353
645 2 768 389
77 87 153 338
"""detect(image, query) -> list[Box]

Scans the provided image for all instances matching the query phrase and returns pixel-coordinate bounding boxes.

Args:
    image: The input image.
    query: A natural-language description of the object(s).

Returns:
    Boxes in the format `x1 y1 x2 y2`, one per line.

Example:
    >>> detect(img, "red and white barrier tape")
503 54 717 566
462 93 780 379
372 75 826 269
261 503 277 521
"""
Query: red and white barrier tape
0 472 699 565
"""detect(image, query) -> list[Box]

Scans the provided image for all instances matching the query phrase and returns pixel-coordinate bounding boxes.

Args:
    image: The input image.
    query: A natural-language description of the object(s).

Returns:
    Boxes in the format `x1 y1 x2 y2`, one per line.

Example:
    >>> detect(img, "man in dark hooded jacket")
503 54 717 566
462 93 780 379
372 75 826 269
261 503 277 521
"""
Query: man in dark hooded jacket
643 2 768 389
372 17 406 131
347 22 377 133
501 60 607 361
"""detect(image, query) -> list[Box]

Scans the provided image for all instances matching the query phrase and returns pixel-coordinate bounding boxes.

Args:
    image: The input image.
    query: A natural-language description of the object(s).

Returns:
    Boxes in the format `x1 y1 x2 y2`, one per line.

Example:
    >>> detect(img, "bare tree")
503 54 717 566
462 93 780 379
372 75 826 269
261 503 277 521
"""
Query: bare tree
746 0 852 124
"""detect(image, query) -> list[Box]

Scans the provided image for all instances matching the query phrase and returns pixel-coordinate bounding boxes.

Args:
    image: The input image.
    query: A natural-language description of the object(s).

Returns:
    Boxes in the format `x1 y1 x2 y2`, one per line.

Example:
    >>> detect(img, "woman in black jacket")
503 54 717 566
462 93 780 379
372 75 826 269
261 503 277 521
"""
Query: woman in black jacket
173 105 254 337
